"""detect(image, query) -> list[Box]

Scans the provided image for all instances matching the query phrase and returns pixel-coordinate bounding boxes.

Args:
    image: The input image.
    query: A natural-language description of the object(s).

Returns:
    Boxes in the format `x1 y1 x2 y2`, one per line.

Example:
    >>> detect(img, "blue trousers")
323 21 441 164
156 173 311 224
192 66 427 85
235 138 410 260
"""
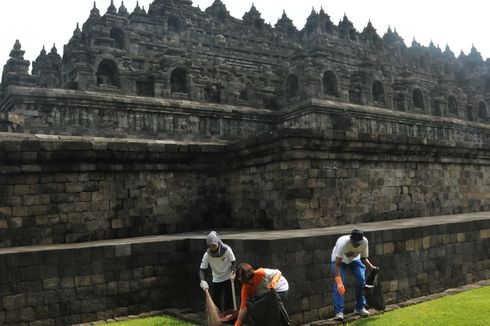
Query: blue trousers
331 260 366 313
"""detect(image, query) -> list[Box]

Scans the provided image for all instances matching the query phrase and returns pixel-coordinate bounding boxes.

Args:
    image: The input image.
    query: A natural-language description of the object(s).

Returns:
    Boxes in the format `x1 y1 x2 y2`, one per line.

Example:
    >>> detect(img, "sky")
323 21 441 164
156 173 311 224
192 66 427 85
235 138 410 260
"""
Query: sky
0 0 488 75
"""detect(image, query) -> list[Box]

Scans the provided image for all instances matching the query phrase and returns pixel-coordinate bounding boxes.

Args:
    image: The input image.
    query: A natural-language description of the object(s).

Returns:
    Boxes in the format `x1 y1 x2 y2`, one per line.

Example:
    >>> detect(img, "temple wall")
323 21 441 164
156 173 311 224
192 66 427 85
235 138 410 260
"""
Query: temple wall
4 99 490 246
224 127 490 229
0 238 192 325
0 133 228 248
0 2 489 325
0 86 275 141
0 216 488 325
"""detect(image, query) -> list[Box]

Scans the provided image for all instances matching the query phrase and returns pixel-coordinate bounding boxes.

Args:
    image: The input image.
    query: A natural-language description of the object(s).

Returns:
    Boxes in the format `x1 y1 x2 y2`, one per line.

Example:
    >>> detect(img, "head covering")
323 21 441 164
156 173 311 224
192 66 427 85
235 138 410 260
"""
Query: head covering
206 231 229 257
350 229 364 244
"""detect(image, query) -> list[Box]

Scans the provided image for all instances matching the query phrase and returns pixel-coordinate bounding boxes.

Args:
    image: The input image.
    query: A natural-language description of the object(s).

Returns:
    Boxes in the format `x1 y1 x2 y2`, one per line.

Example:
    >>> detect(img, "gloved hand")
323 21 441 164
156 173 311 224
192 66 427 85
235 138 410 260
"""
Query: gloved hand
230 271 236 282
200 280 209 291
335 276 345 296
234 321 242 326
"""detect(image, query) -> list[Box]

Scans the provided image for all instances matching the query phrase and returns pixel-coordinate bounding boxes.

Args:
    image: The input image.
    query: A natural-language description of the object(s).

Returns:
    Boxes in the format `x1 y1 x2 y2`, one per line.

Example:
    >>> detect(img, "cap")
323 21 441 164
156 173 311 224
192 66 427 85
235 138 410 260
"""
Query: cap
350 229 364 243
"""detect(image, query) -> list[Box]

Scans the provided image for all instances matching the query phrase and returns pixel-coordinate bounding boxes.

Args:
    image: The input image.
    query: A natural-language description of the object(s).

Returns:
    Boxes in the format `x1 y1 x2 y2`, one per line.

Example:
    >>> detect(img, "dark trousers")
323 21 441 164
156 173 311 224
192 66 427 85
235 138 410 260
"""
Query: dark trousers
277 290 288 301
211 279 234 311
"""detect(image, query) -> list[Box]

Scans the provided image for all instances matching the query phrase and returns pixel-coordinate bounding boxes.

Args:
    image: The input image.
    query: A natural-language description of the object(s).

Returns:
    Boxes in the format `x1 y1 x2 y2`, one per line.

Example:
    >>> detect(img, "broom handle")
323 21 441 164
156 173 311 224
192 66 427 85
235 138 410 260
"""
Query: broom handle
231 279 237 311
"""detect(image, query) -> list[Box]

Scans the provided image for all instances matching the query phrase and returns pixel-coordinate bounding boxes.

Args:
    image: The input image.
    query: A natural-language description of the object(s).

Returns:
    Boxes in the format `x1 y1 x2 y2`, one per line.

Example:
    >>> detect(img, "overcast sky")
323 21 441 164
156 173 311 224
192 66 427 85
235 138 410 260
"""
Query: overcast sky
1 0 488 75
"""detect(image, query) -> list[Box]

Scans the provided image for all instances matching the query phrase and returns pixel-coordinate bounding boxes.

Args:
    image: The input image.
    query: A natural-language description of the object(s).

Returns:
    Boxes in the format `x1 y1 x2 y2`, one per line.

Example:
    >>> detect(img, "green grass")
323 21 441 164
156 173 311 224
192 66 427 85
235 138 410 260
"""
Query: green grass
108 316 195 326
349 286 490 326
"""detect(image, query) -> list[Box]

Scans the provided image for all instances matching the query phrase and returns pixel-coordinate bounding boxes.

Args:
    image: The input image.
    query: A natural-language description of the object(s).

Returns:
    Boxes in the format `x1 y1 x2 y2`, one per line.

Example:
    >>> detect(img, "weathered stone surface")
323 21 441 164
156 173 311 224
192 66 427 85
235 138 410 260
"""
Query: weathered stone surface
0 213 487 325
0 1 489 325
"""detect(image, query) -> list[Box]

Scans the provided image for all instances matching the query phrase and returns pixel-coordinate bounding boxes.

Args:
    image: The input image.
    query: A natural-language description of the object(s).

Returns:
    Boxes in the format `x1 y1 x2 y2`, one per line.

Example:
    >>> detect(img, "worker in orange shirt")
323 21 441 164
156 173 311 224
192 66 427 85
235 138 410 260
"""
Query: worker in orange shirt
234 263 289 326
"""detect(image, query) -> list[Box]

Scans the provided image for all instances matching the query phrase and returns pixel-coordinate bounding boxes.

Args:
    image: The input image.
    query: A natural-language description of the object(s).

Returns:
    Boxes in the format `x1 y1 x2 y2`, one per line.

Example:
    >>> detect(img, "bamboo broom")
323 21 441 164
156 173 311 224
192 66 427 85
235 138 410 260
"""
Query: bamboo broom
205 288 222 326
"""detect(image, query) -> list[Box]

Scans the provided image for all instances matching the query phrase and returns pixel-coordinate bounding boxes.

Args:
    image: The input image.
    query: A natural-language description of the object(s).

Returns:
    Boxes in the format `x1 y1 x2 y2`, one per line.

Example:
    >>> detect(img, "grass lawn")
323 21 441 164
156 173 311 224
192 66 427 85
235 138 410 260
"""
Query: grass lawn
108 316 195 326
349 286 490 326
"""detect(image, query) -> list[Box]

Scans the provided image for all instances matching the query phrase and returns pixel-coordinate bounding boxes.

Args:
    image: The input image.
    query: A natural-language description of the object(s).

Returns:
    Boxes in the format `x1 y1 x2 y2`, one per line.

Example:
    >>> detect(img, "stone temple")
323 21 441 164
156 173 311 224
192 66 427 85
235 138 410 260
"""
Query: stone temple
0 0 489 324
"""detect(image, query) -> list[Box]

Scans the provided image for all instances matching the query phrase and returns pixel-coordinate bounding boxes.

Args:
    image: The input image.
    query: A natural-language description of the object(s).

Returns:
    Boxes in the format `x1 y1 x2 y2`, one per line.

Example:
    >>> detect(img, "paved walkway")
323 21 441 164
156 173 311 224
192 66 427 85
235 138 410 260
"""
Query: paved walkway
1 212 489 254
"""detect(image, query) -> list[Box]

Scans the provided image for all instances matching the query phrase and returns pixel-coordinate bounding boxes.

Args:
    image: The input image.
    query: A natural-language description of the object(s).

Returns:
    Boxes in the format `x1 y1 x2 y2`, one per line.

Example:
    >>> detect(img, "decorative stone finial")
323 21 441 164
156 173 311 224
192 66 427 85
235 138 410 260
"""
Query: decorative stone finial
243 3 264 28
411 37 421 47
2 39 37 88
133 1 142 14
119 1 128 16
10 40 24 59
90 1 101 18
70 23 82 43
362 20 376 35
340 13 352 26
444 44 455 58
275 9 296 35
107 0 117 15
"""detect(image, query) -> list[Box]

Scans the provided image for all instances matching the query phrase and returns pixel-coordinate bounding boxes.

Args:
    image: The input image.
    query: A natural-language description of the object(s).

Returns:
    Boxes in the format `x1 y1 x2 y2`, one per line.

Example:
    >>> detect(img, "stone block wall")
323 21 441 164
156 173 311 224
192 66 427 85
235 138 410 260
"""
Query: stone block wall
224 128 490 229
273 218 490 323
0 239 192 325
3 124 490 248
0 133 228 247
0 215 488 325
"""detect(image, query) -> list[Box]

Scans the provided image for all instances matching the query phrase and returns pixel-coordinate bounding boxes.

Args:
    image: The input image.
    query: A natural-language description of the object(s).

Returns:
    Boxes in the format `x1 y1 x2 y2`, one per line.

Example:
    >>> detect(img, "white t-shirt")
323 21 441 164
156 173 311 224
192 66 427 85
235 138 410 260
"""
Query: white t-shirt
263 268 289 293
331 235 369 264
200 248 236 283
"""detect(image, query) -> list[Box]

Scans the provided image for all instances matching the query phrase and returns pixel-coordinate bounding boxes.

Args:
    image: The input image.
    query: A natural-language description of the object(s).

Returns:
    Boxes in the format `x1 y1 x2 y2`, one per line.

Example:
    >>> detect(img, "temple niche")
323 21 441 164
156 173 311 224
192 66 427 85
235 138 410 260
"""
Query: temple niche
323 71 339 98
0 0 488 121
96 59 120 87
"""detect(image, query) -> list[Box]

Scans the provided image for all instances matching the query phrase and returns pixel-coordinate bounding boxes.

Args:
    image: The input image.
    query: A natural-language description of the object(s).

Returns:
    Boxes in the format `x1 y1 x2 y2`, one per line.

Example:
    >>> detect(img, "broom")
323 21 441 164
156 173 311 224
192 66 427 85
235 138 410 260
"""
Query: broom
205 288 222 326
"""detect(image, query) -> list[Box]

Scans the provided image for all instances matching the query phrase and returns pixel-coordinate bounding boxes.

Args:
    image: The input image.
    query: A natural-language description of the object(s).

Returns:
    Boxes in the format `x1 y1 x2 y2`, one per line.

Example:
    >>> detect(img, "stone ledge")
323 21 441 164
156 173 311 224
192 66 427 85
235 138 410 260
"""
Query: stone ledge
3 86 276 120
0 212 488 255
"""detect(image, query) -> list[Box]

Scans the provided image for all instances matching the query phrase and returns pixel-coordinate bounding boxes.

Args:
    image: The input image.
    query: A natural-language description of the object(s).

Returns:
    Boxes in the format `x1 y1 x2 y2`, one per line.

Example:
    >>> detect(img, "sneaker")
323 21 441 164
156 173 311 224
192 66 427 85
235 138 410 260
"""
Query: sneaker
334 312 344 320
354 307 370 316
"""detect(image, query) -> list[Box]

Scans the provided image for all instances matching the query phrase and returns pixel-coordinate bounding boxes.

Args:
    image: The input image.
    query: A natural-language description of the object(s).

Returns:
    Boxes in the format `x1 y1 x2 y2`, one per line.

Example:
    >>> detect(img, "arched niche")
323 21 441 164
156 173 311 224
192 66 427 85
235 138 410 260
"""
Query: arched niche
96 59 120 87
372 80 385 106
323 71 339 97
170 68 188 93
110 27 125 49
217 11 227 23
467 106 474 121
285 74 299 100
413 88 425 110
479 102 487 121
168 16 181 33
